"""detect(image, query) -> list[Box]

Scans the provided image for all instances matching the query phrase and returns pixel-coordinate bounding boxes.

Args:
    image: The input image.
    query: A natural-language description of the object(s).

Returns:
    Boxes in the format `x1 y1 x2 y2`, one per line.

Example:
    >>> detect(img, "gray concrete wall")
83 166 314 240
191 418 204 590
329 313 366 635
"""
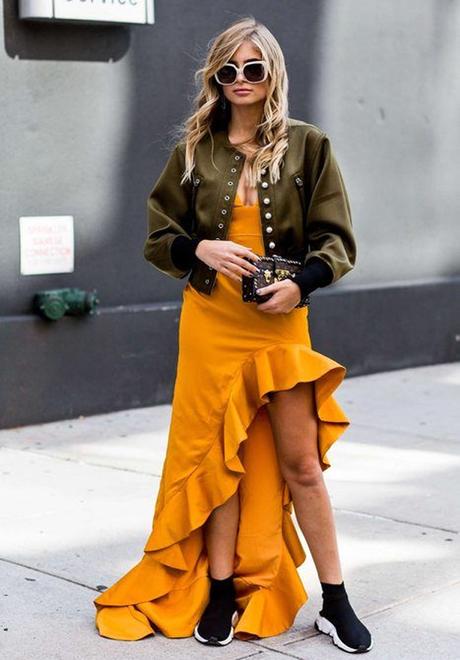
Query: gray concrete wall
1 0 459 428
306 0 460 285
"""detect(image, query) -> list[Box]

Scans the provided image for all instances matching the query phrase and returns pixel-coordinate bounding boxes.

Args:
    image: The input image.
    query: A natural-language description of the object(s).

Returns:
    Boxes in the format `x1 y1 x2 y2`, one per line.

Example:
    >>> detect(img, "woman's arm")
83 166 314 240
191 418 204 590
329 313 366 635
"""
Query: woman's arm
290 256 334 299
144 142 199 279
170 235 202 271
302 132 357 286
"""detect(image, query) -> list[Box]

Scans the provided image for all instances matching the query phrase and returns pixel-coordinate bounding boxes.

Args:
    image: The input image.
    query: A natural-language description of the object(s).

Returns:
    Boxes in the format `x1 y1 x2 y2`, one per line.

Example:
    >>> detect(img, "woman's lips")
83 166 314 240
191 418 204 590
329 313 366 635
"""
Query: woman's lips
234 89 252 95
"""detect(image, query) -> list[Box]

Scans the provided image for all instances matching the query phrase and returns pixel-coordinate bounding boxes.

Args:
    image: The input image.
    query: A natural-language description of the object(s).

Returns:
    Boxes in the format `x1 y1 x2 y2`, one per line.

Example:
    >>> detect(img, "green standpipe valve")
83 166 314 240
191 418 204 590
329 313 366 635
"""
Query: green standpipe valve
33 288 100 321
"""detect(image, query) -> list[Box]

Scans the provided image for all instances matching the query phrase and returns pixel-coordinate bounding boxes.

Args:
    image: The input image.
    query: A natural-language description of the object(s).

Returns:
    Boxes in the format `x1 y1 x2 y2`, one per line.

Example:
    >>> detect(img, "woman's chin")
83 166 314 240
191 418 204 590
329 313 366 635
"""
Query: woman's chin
230 95 263 107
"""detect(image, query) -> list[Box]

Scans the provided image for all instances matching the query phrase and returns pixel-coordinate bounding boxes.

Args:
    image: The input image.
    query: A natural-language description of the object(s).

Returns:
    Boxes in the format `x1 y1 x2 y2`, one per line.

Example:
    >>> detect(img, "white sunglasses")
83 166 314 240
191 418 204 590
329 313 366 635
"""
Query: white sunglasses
214 60 268 86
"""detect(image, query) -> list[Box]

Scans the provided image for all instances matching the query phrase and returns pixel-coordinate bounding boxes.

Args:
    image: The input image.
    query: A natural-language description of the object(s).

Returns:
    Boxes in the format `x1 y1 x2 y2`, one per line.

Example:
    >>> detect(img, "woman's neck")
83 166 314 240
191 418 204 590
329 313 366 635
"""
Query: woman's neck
227 106 262 146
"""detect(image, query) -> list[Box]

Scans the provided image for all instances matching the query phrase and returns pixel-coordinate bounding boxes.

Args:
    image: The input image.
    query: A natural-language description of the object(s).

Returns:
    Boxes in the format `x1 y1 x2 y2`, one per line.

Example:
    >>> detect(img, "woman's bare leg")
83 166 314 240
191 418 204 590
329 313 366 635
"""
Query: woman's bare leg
203 490 239 579
200 385 371 650
265 381 343 583
195 491 239 645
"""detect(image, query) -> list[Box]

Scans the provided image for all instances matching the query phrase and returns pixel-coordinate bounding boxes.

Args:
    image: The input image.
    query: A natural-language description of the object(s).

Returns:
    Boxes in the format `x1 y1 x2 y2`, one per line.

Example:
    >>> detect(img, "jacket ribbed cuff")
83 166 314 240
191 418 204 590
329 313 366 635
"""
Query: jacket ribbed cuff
290 257 334 299
170 235 201 271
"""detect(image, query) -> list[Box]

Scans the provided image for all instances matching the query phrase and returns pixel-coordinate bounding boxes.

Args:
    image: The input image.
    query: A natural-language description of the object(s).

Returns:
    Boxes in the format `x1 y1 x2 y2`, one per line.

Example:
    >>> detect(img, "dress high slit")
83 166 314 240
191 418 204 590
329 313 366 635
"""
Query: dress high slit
93 189 351 641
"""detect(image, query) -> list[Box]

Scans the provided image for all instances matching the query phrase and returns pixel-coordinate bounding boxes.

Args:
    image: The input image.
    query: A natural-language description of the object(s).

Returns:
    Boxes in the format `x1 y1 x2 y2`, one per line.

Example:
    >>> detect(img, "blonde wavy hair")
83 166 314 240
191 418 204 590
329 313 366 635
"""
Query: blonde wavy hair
171 16 290 188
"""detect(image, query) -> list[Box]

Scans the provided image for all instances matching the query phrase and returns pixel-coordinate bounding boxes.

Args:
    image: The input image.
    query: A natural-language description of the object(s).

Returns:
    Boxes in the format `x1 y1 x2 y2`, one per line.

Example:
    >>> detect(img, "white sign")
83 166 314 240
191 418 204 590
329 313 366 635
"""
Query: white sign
19 0 154 25
19 216 74 276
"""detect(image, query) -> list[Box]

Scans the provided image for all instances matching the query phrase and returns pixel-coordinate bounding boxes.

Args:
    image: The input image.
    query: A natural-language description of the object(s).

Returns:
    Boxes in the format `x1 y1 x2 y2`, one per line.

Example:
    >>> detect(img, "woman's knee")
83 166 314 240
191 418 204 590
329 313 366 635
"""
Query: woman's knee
280 453 323 488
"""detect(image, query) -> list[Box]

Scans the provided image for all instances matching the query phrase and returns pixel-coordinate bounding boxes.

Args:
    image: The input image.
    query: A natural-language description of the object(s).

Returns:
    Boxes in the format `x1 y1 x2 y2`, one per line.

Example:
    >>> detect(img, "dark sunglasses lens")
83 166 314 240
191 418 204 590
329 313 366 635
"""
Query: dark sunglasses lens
216 65 236 84
244 62 265 82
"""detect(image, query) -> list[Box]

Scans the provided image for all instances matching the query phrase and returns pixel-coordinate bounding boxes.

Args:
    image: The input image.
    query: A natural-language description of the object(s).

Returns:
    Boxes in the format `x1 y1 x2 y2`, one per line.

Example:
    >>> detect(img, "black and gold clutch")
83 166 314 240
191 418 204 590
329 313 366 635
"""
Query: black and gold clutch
242 253 310 308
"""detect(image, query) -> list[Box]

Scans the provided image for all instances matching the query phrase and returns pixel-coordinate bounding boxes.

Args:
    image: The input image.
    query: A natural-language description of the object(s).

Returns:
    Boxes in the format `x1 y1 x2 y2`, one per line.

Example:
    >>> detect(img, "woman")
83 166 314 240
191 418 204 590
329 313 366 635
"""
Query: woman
94 16 373 654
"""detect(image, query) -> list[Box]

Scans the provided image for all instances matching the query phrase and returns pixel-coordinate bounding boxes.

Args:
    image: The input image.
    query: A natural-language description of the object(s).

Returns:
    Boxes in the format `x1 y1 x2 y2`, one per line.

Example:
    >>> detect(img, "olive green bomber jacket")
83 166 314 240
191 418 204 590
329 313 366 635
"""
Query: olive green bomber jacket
144 117 356 296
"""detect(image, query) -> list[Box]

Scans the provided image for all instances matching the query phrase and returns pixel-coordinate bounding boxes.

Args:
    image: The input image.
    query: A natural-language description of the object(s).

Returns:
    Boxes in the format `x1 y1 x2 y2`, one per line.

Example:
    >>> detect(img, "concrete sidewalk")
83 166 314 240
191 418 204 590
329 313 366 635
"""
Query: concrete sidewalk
1 362 459 659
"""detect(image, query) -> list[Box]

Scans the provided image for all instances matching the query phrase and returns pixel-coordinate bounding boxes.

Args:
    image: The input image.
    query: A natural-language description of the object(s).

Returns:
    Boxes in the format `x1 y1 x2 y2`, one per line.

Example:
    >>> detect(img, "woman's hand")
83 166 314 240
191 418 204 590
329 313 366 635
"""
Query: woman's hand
255 279 302 314
195 239 260 281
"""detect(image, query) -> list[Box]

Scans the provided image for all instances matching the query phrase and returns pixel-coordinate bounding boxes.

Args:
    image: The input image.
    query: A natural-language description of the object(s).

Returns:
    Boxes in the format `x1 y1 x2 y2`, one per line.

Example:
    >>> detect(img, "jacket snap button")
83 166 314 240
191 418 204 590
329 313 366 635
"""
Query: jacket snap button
218 222 224 228
221 209 227 215
266 226 273 233
264 212 272 220
208 266 213 270
263 197 270 205
261 181 269 188
205 278 210 284
224 195 230 200
228 181 233 185
295 176 303 186
234 155 240 160
231 167 237 173
194 178 200 185
268 240 275 248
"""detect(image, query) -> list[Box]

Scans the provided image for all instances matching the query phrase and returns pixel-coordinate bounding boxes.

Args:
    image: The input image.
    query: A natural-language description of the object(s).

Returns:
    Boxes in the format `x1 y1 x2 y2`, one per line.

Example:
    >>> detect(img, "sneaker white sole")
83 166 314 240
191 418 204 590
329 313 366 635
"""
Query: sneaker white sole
193 609 239 646
314 614 373 653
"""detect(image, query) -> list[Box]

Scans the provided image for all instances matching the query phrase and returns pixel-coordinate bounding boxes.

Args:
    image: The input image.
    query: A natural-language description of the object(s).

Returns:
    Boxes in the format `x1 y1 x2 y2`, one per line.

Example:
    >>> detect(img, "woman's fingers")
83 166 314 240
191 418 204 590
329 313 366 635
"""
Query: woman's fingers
211 242 262 280
229 255 260 277
220 264 241 282
227 246 261 276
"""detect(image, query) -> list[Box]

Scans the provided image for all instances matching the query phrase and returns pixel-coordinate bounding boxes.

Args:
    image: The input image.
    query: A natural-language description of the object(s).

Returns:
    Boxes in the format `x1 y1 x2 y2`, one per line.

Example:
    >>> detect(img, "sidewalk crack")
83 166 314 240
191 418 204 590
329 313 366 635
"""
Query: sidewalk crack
334 506 458 534
0 556 100 593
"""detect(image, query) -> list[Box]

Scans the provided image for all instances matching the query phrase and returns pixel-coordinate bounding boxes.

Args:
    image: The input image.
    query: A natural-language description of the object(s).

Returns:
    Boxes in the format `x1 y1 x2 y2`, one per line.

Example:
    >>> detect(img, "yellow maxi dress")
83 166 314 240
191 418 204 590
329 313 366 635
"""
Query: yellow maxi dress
93 191 350 641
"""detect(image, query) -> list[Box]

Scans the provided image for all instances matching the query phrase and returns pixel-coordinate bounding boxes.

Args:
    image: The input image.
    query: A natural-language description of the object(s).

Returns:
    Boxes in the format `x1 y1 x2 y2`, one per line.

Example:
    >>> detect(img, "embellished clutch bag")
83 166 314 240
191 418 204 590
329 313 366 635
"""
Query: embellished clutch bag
242 253 310 308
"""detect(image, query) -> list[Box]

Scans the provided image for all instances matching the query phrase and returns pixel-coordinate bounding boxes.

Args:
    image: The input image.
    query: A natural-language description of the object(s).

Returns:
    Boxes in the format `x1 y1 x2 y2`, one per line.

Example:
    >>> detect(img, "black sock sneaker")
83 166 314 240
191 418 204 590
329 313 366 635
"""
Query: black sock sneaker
314 581 373 653
193 574 239 646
